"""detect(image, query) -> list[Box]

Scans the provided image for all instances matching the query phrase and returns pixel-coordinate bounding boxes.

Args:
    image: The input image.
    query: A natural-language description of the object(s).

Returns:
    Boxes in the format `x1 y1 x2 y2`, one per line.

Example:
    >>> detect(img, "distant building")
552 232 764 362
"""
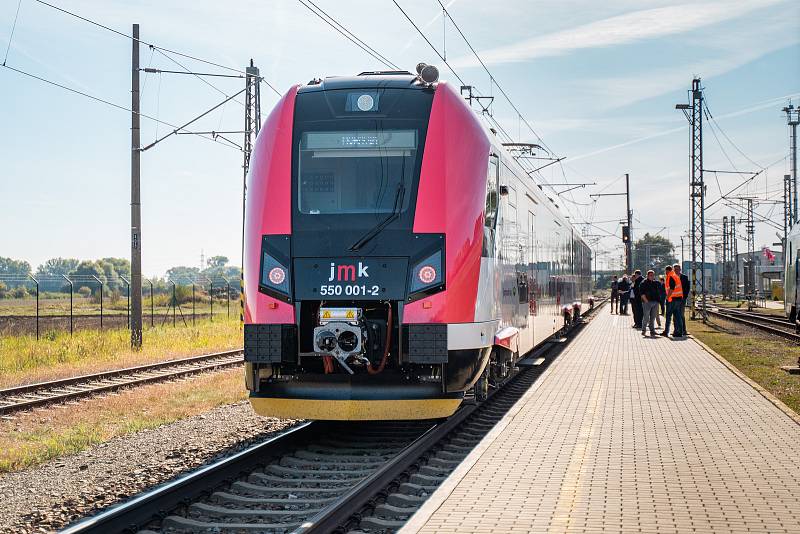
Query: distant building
681 248 783 298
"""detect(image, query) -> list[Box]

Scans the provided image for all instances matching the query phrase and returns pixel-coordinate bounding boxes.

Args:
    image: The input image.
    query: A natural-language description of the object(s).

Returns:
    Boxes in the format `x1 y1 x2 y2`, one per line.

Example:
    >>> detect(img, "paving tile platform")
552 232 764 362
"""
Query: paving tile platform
401 306 800 533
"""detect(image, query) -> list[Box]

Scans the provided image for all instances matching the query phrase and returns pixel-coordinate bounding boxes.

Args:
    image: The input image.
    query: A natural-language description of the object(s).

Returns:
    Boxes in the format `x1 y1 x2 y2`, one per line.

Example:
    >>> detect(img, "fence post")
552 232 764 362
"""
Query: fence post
210 281 213 321
221 275 230 318
192 282 196 327
29 274 39 340
171 281 176 327
148 279 154 328
120 276 130 329
92 275 103 330
62 274 73 335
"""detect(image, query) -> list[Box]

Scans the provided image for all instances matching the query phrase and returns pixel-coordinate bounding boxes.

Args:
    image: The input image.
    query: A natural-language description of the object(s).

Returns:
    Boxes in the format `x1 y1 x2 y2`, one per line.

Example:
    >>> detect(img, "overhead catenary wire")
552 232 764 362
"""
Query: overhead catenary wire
1 63 241 151
3 0 22 65
295 0 400 71
29 0 282 96
432 0 552 155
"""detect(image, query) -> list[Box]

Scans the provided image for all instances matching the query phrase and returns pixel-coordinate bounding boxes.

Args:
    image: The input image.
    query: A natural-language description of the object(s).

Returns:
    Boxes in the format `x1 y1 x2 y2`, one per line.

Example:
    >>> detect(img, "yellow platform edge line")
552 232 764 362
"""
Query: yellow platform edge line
249 397 462 420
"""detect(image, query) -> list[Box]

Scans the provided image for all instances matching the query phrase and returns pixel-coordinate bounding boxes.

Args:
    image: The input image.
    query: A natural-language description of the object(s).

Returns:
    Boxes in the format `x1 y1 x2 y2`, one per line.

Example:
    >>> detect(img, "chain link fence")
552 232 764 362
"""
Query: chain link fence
0 274 238 339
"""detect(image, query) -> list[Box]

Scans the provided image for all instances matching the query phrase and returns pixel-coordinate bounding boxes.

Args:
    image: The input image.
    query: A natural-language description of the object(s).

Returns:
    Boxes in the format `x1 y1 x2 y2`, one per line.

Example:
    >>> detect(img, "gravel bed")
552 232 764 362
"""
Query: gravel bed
0 402 299 533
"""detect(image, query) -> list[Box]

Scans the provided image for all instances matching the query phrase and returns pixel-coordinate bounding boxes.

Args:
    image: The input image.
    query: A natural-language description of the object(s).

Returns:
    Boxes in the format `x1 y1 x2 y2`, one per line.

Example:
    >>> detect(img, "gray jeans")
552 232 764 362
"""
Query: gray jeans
642 300 659 335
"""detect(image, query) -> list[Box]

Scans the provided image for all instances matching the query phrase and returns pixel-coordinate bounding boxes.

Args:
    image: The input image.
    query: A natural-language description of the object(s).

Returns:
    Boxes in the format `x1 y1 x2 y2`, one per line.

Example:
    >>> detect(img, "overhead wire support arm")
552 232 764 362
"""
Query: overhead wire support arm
525 157 567 174
141 68 248 79
139 87 248 151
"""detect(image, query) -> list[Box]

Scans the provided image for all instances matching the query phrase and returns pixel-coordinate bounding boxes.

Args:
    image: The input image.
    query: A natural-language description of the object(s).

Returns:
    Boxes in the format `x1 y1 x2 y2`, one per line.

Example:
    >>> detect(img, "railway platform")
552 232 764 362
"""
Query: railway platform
401 306 800 533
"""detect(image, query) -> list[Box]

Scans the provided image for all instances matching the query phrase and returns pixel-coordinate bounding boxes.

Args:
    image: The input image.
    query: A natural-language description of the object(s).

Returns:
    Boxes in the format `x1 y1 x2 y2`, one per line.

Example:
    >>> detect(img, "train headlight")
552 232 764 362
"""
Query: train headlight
258 235 292 302
408 248 444 302
418 265 437 285
268 267 286 285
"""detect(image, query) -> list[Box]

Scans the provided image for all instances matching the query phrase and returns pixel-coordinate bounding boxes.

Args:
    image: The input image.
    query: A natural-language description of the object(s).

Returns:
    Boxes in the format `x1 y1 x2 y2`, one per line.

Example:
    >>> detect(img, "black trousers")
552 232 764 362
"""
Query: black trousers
632 299 643 326
620 294 629 314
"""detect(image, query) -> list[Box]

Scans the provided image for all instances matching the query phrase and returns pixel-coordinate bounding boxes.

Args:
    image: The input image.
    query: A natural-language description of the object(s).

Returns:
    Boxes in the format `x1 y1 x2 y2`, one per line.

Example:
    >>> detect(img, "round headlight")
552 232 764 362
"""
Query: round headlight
418 265 437 285
268 266 286 285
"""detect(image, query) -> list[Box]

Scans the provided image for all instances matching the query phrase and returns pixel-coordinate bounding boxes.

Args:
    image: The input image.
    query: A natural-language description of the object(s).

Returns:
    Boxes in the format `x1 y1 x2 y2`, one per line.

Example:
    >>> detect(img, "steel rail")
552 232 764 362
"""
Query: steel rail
60 421 321 534
303 297 607 533
0 349 243 415
706 309 800 343
62 298 606 534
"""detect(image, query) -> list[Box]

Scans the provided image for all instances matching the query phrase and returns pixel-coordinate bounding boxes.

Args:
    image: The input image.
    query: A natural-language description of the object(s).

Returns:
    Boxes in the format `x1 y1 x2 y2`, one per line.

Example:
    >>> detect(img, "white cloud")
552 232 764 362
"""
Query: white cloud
450 0 784 67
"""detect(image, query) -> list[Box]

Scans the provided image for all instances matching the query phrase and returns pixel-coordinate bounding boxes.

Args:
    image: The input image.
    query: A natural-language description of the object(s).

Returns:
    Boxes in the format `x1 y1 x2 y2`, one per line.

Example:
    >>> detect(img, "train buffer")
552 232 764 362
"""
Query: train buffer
400 306 800 533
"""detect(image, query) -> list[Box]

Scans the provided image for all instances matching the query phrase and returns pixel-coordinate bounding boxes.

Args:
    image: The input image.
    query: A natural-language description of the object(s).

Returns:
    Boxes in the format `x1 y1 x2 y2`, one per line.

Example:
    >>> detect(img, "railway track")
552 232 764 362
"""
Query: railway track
0 349 243 416
706 307 799 343
62 300 605 534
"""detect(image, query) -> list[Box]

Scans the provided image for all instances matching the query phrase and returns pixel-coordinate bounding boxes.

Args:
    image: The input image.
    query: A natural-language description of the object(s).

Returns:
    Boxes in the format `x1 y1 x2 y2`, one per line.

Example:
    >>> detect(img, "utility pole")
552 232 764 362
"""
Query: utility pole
731 216 739 300
746 199 755 299
130 23 143 349
241 59 262 326
722 216 729 299
783 103 799 223
785 174 794 239
589 174 632 273
625 173 632 274
676 78 706 320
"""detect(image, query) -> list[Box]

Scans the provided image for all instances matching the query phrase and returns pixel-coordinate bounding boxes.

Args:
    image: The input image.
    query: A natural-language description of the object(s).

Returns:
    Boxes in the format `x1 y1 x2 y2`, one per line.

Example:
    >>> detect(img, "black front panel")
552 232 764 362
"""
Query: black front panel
405 324 448 364
294 257 409 300
244 324 297 363
291 86 435 260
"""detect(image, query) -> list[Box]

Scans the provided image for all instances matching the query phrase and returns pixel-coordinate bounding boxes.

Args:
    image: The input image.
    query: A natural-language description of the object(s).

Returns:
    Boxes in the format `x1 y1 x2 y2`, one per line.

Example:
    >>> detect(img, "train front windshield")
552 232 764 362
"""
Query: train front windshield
298 129 417 215
292 86 434 229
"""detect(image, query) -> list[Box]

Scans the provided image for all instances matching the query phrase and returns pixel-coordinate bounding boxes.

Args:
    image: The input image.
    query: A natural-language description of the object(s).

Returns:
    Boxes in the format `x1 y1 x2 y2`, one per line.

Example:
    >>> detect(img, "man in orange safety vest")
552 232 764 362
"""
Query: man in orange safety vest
662 265 684 337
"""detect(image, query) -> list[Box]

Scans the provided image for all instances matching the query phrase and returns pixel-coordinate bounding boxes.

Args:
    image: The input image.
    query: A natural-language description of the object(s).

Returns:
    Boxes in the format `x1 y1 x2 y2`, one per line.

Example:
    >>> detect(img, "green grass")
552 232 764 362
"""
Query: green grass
0 316 242 387
689 315 800 414
0 295 233 316
0 369 247 472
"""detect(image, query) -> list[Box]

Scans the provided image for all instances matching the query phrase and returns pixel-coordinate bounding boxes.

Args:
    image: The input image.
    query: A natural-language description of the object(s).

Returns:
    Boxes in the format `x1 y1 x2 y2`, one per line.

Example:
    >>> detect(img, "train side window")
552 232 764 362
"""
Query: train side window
485 155 499 229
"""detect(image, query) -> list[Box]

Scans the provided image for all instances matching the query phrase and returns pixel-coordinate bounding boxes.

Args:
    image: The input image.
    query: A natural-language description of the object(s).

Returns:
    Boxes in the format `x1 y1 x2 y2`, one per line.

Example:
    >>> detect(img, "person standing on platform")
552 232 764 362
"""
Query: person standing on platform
662 265 684 337
631 270 643 329
640 270 661 337
610 275 619 314
618 274 631 315
674 264 690 337
656 274 666 328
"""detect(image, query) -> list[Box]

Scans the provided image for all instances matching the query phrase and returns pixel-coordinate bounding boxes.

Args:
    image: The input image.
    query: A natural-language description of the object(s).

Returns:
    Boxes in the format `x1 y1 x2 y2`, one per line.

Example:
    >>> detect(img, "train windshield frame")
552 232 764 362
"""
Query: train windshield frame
292 87 434 230
297 128 418 215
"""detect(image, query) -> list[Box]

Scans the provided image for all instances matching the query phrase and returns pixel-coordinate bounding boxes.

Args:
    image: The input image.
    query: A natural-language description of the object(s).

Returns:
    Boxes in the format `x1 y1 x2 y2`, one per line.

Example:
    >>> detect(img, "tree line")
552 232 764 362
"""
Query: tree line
0 255 241 298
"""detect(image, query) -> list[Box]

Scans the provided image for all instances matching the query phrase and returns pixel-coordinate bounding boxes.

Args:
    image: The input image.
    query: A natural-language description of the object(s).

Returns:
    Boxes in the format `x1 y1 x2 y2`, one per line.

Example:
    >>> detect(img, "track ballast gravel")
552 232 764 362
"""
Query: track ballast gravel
0 402 298 533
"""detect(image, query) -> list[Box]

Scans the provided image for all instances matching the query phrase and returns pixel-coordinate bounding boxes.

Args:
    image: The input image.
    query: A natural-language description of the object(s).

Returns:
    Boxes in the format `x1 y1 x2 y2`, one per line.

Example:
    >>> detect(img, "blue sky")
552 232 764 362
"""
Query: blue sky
0 0 798 275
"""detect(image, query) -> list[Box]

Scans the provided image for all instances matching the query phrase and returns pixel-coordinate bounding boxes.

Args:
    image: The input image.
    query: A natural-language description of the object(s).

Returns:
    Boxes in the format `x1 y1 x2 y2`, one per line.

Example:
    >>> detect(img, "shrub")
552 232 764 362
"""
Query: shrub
77 286 92 298
11 286 28 299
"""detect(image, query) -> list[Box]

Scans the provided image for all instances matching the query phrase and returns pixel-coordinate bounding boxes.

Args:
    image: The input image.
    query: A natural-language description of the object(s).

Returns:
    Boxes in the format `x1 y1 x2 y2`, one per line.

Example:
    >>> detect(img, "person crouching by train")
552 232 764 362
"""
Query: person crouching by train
662 265 685 337
618 274 631 315
610 275 620 314
631 270 643 329
674 264 690 337
640 270 661 337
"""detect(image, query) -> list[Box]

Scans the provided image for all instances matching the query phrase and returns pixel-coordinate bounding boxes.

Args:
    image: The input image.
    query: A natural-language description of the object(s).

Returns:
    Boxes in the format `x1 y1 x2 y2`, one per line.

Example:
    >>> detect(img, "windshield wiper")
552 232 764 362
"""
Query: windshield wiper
348 181 405 252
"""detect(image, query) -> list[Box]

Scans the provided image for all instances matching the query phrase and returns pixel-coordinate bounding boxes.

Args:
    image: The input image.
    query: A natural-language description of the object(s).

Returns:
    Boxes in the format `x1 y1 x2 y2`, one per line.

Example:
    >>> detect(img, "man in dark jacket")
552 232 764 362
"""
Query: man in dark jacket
674 264 690 336
610 276 619 314
640 270 661 336
631 270 643 329
618 275 631 315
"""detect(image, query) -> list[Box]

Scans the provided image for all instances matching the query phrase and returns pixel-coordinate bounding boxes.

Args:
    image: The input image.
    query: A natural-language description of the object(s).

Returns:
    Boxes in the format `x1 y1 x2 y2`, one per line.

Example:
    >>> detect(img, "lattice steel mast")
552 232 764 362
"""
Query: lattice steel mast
241 60 262 325
676 78 706 319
